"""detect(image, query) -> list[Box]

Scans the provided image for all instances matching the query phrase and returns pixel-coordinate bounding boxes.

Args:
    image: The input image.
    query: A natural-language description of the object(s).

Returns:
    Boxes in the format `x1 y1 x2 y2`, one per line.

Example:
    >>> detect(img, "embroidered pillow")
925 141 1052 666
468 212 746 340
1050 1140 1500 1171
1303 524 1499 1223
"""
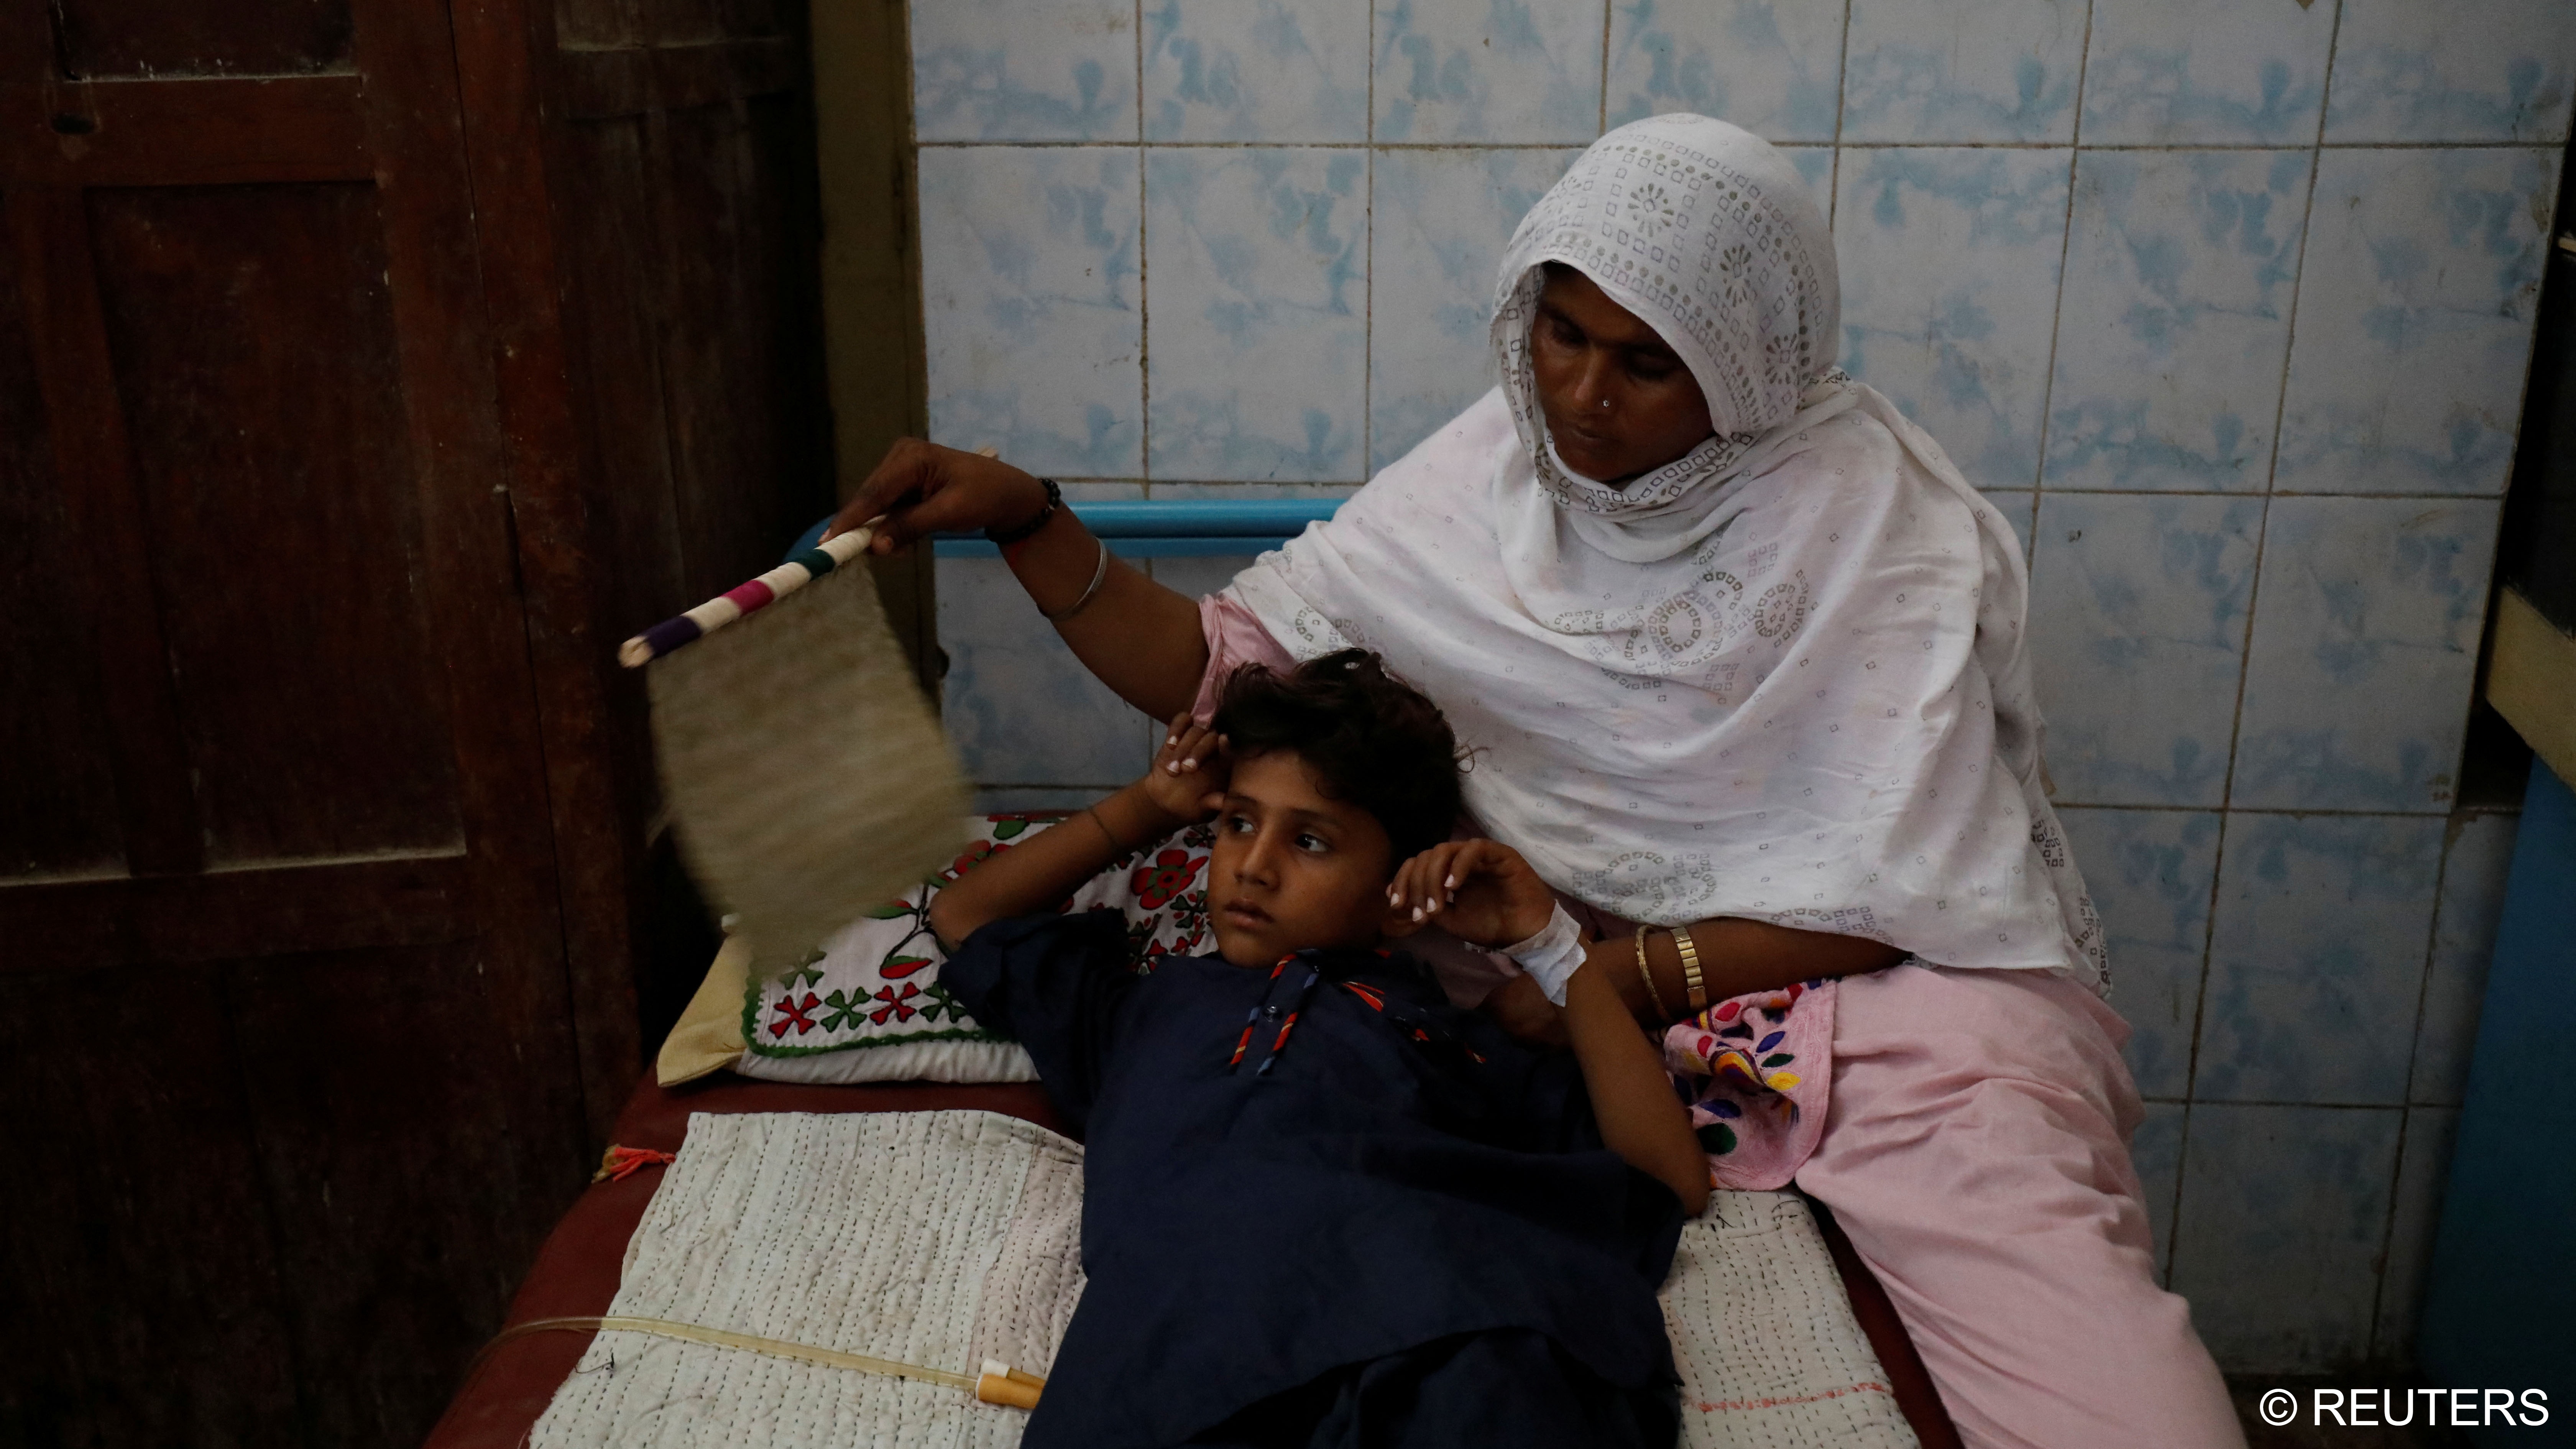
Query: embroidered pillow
729 815 1215 1085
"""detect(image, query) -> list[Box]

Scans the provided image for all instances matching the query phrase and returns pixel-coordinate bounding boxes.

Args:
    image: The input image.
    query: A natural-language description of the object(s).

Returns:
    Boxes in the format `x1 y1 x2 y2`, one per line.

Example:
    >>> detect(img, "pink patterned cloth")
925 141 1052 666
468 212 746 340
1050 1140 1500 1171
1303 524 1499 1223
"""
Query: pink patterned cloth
1198 592 1832 1191
1659 979 1833 1191
1188 592 1297 721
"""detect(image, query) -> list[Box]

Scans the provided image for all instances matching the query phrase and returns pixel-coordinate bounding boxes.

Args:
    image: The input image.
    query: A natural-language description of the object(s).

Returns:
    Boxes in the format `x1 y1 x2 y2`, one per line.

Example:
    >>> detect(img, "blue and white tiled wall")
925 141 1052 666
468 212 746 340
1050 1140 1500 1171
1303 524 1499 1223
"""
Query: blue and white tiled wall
911 0 2574 1373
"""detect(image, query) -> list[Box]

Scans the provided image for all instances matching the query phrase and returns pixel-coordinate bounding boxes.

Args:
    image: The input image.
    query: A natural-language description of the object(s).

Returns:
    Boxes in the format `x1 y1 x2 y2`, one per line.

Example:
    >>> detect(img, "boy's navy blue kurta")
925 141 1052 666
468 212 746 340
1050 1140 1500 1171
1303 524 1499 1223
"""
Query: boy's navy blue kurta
942 909 1684 1449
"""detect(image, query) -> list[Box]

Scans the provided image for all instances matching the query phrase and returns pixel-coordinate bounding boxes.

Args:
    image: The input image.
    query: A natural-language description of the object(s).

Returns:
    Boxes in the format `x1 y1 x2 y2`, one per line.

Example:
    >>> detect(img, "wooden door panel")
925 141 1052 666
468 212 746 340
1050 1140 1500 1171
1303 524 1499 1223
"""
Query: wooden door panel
658 98 828 604
0 853 474 971
553 0 770 49
11 184 204 876
0 964 302 1446
49 0 355 79
0 239 123 880
7 0 840 1431
0 78 373 189
87 181 464 866
226 940 579 1446
4 0 598 1441
556 116 687 642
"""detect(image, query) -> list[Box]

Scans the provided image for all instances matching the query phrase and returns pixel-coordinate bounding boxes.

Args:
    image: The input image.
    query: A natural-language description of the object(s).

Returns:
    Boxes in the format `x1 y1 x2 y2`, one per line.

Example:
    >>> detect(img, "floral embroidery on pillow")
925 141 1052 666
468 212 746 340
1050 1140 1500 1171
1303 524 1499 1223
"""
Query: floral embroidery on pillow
744 816 1219 1058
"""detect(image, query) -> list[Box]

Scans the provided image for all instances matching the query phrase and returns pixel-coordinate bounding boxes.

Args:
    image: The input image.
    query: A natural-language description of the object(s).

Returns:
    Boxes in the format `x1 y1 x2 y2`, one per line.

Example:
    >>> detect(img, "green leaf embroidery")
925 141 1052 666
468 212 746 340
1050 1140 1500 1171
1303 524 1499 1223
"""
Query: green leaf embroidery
991 819 1026 840
918 980 971 1025
820 989 867 1032
1760 1052 1794 1068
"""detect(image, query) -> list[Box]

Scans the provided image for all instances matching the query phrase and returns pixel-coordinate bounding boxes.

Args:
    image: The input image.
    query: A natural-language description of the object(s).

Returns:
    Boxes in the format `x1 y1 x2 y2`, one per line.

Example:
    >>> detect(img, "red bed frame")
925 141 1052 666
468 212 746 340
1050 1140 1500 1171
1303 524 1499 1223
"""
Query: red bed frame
422 1071 1961 1448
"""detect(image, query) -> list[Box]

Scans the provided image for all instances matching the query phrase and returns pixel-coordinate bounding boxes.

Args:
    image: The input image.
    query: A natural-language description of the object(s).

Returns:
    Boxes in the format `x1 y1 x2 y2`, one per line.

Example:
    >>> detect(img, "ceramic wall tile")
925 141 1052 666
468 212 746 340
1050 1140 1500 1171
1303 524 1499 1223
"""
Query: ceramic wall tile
1603 0 1845 141
2410 810 2520 1106
1138 485 1349 600
939 550 1155 788
2195 811 2444 1105
2232 497 2500 813
2044 151 2310 495
2373 1105 2461 1367
920 148 1143 477
1145 553 1269 601
2168 1103 2402 1374
913 0 1138 142
1780 145 1837 225
1841 0 2085 143
2055 808 2221 1099
2325 0 2576 145
1147 481 1365 499
1835 148 2072 491
973 787 1116 815
1147 149 1368 483
2274 148 2558 499
1368 148 1574 470
2028 495 2261 808
1374 0 1606 143
1135 484 1357 622
2079 0 2334 145
2132 1101 2188 1284
1060 480 1155 506
1979 489 2036 558
1144 0 1372 142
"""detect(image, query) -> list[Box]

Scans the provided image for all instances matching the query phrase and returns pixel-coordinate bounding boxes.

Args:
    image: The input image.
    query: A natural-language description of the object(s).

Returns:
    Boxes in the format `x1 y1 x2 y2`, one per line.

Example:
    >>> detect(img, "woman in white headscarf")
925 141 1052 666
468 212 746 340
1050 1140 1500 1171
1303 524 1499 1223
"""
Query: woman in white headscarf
834 115 2242 1449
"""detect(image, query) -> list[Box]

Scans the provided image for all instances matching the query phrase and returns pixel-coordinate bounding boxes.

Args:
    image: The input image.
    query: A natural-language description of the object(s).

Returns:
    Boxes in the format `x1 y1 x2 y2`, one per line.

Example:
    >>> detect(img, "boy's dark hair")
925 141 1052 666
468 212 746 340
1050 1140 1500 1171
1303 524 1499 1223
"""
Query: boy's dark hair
1211 649 1464 865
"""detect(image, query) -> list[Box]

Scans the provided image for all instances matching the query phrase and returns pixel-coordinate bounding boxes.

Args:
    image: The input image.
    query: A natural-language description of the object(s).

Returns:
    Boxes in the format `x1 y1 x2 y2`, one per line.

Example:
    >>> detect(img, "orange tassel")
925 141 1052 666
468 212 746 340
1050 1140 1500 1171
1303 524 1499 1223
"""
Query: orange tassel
591 1144 678 1184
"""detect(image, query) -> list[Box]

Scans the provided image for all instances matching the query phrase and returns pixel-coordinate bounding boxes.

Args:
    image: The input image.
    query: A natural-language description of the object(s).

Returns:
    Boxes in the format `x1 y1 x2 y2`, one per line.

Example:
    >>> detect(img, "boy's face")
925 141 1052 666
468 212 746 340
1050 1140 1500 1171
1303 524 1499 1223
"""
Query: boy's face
1206 750 1403 968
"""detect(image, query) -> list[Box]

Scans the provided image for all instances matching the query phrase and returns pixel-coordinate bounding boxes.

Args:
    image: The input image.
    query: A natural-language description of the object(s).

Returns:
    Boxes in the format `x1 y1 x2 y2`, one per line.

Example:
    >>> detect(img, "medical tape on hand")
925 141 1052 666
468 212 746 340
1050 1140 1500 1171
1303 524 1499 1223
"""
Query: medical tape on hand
1503 902 1586 1007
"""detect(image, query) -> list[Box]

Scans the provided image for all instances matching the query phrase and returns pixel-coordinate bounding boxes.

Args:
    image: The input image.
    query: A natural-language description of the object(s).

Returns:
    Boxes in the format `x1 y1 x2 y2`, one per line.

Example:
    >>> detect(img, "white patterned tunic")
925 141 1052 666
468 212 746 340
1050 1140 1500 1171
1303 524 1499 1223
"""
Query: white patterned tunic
1225 113 2106 988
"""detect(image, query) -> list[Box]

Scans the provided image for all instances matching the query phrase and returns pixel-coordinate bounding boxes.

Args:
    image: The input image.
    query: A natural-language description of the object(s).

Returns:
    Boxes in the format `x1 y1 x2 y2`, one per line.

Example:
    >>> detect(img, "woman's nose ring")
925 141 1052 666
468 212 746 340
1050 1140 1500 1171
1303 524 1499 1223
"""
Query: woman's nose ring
1597 396 1611 409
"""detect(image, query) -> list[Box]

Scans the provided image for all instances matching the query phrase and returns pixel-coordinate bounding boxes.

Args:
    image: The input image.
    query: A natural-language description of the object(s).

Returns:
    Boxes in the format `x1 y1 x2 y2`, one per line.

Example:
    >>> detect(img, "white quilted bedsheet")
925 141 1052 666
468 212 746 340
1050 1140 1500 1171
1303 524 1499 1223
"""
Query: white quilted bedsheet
532 1111 1916 1449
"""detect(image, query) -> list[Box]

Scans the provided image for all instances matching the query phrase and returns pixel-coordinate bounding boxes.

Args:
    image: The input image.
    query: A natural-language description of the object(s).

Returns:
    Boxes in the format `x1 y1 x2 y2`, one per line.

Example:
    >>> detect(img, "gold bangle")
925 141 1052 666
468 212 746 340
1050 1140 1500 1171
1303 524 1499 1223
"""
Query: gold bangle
1632 925 1672 1020
1674 924 1707 1013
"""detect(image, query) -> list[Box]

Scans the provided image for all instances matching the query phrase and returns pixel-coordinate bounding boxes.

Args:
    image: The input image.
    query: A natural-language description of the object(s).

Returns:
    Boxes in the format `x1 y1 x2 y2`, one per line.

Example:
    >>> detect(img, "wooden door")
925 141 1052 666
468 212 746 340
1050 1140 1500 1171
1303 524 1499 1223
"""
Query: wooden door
0 1 591 1442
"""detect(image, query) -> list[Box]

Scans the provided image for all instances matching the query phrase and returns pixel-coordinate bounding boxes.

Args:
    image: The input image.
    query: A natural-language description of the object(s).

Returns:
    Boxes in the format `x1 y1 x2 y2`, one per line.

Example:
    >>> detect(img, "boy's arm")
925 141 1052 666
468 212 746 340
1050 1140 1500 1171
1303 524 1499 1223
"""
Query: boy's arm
1390 840 1709 1215
927 715 1227 951
1560 961 1711 1215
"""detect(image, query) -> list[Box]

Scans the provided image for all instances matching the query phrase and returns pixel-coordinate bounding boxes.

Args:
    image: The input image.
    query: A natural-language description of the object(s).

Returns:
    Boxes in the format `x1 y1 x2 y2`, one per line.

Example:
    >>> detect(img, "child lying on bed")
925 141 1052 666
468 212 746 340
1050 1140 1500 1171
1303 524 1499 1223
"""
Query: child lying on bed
927 649 1706 1449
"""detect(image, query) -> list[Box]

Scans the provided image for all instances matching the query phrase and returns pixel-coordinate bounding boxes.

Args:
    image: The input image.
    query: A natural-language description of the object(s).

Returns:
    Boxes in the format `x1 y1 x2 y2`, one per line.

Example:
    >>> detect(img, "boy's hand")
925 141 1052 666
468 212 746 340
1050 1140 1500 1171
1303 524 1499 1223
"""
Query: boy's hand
1138 712 1229 826
1480 971 1571 1048
1387 840 1558 949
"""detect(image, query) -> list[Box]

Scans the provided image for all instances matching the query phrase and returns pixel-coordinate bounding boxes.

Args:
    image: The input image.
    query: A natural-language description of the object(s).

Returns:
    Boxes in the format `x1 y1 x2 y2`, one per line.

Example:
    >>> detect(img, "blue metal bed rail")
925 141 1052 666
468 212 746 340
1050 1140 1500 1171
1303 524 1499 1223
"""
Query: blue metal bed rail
931 499 1343 558
789 498 1346 563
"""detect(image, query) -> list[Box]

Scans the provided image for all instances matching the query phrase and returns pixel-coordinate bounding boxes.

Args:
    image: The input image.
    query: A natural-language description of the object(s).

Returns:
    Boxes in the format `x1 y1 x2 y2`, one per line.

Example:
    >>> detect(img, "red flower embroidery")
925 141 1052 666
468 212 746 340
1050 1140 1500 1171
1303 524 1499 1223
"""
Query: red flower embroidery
870 982 921 1024
939 840 1010 884
1131 848 1206 910
770 992 821 1038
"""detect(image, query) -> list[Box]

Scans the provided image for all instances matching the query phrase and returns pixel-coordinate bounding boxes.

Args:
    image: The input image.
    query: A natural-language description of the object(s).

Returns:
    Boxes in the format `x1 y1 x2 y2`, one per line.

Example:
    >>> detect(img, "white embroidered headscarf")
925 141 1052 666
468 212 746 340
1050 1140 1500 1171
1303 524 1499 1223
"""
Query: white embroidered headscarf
1225 115 2106 986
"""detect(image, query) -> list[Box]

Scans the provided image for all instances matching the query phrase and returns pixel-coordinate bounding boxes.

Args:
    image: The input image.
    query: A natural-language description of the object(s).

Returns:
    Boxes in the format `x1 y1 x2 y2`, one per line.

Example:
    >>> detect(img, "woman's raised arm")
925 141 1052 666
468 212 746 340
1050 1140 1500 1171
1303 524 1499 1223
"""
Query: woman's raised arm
828 439 1211 721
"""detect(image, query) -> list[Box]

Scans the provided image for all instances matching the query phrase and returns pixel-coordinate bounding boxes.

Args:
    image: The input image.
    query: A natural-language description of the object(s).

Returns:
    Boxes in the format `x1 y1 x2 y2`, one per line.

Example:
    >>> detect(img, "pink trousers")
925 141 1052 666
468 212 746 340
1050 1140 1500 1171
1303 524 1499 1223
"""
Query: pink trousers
1802 964 2243 1449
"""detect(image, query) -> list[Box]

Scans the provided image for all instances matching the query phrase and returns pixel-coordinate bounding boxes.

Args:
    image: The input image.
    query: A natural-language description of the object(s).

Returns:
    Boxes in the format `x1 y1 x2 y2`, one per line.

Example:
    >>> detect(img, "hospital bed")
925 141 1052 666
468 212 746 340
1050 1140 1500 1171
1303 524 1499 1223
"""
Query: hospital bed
421 1070 1958 1447
421 506 1962 1447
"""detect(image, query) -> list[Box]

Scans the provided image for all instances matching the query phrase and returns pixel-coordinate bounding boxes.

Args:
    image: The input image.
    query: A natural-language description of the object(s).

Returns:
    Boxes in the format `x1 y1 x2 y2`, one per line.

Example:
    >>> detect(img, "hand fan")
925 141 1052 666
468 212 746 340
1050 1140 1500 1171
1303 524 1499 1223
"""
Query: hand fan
623 519 967 969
